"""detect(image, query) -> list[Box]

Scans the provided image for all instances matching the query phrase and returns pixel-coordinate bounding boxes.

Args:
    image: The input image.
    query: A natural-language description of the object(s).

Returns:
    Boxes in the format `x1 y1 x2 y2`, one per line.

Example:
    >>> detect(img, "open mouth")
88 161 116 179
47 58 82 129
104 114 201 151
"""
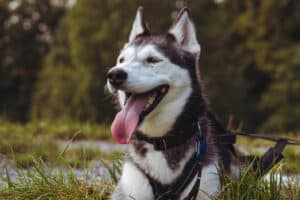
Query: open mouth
111 85 169 144
125 85 169 121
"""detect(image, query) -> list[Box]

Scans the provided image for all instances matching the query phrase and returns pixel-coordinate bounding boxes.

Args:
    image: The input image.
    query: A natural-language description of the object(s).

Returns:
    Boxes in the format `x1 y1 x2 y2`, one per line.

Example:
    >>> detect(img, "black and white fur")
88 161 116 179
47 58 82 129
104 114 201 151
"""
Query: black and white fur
107 7 238 200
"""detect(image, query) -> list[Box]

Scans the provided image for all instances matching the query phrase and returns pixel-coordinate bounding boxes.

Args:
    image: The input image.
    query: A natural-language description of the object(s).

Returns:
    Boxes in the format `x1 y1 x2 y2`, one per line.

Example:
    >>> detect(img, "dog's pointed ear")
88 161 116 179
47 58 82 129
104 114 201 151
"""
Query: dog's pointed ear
129 7 150 43
169 8 200 56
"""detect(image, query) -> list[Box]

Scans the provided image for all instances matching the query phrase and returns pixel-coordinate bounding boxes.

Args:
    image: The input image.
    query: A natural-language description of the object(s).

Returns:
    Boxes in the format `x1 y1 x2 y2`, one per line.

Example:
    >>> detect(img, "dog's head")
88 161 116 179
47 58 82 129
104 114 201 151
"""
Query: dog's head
107 7 202 144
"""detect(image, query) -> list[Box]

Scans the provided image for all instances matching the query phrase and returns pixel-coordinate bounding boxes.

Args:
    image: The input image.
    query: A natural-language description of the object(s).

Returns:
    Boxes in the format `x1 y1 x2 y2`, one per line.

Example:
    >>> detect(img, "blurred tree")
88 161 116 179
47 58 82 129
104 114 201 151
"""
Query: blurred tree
31 18 95 121
32 0 175 121
0 0 67 121
29 0 272 126
221 0 300 132
188 0 247 128
257 0 300 132
0 0 13 120
209 0 273 130
30 0 300 132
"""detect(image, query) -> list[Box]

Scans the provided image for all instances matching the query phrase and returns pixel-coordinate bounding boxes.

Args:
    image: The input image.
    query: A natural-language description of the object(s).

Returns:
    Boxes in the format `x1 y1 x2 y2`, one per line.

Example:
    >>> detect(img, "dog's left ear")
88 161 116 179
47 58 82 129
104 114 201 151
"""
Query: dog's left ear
128 6 150 43
169 8 200 56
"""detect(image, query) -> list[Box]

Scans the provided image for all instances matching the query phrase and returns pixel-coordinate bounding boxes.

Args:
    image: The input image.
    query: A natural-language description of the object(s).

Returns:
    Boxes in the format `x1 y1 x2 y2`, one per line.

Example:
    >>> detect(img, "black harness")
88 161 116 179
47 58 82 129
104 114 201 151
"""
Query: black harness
134 121 207 200
134 121 300 200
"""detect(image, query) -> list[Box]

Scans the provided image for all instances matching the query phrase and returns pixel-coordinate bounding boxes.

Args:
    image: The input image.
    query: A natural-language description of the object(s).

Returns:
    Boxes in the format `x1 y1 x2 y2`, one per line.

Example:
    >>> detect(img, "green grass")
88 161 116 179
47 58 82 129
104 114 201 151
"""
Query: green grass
0 120 114 168
0 120 299 199
0 163 115 200
0 161 299 200
59 148 123 168
216 165 300 200
1 120 298 173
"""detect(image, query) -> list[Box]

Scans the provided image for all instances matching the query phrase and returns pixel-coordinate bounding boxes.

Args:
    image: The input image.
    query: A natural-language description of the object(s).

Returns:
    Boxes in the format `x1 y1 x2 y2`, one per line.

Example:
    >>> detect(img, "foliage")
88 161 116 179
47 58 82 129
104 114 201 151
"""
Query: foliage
222 0 300 132
0 120 110 141
0 0 67 121
0 163 115 200
1 0 300 132
217 166 300 200
0 120 299 198
32 0 175 122
0 120 299 172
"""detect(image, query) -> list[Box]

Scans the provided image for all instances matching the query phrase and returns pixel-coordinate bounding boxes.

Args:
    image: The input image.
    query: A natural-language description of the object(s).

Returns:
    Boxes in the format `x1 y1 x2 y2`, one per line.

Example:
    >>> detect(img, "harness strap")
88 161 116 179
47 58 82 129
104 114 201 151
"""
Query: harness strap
143 154 200 199
182 162 203 200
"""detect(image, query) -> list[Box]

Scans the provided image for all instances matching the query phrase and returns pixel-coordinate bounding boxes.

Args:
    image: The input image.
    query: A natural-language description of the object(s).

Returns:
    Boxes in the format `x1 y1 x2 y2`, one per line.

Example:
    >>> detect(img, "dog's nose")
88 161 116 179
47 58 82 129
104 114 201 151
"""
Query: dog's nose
107 69 128 87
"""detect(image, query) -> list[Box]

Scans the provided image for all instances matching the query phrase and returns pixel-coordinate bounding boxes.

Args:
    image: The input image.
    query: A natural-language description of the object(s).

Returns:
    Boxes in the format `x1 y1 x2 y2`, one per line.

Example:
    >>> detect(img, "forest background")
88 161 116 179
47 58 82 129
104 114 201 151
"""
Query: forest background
1 0 300 133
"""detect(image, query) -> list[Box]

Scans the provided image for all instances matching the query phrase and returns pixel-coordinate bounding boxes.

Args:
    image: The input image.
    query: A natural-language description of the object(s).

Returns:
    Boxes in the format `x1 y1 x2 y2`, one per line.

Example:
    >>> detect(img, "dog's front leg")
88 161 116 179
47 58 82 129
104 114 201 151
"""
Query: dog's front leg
112 161 154 200
197 163 221 200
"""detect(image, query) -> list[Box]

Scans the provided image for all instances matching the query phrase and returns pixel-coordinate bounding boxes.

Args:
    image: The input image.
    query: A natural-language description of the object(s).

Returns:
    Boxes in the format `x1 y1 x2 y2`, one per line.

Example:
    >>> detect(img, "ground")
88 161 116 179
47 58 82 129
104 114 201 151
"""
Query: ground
0 120 299 199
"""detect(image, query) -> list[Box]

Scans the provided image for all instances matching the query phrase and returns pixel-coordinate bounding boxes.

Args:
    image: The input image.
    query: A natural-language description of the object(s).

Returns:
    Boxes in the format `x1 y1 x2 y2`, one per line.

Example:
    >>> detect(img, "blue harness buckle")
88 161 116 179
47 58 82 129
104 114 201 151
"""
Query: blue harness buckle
195 122 206 160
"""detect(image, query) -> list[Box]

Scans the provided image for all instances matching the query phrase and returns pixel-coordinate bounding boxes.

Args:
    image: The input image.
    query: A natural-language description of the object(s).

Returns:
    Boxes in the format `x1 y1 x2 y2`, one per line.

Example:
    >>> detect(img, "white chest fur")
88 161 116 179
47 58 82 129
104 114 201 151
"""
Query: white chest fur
128 143 194 184
114 144 221 200
117 160 221 200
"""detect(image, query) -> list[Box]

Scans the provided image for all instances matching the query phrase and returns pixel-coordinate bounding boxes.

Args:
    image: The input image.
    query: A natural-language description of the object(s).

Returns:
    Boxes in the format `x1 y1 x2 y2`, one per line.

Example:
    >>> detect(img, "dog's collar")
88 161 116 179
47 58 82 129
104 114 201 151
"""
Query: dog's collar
133 119 206 151
134 123 199 151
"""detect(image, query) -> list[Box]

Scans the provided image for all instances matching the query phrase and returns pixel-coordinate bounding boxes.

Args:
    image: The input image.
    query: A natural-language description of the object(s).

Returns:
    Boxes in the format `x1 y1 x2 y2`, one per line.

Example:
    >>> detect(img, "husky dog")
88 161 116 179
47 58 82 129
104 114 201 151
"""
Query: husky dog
107 7 237 200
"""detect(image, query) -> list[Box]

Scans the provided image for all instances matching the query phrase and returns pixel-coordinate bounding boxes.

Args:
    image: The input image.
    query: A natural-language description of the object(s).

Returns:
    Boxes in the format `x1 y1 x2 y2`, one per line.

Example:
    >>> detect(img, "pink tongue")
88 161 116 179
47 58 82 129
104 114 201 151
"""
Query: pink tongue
111 95 148 144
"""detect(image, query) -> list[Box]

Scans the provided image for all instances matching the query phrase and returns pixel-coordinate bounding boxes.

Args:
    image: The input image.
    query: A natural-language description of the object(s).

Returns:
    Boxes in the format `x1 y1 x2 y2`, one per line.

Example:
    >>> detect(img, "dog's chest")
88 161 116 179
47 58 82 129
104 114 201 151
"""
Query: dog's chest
128 143 194 185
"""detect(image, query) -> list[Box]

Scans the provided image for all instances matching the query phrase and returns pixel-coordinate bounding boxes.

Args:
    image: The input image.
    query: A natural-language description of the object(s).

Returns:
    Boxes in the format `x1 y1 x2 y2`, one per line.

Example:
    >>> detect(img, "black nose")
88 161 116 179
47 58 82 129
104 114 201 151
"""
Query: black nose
107 69 128 87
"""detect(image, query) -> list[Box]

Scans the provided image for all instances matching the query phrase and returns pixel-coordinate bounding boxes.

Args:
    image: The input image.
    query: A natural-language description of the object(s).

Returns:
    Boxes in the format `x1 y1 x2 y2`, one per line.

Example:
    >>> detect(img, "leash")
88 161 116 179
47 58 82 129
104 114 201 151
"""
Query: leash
218 131 300 178
230 131 300 145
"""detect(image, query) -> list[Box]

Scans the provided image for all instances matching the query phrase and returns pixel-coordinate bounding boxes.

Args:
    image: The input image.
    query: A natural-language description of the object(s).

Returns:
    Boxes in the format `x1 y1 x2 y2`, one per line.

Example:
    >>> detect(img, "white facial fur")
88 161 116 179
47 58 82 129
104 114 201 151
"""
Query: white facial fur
107 44 192 137
107 8 201 137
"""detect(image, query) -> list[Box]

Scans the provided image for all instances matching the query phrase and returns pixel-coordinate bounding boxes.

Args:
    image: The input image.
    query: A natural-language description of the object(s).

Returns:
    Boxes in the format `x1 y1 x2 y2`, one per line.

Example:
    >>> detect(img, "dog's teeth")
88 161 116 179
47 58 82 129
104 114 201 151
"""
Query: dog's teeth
148 96 155 104
144 94 156 110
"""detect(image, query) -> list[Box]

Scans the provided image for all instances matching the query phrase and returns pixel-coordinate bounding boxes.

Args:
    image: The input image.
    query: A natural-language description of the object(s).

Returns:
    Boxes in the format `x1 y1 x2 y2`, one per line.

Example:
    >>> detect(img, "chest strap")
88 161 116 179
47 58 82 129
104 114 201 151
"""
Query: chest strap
143 155 202 199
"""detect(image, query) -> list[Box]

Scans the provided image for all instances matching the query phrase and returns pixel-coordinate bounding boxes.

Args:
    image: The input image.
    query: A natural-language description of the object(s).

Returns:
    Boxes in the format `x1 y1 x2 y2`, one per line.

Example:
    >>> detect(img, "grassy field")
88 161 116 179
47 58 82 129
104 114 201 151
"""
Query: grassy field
0 120 299 199
0 161 299 200
0 120 115 168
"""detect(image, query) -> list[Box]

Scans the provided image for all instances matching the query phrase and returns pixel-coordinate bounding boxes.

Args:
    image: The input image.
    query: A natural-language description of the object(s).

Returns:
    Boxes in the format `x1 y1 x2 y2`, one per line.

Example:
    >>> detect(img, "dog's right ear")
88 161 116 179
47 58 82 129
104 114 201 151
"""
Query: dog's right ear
128 7 150 43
